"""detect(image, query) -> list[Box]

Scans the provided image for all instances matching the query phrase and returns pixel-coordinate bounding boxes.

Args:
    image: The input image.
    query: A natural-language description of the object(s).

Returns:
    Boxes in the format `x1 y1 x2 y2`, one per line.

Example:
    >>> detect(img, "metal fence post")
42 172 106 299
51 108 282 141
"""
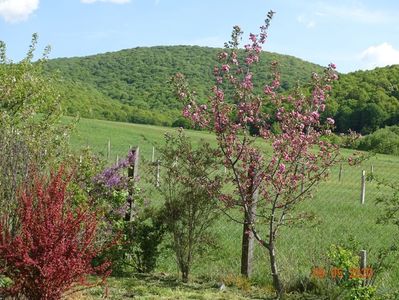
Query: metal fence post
361 170 366 204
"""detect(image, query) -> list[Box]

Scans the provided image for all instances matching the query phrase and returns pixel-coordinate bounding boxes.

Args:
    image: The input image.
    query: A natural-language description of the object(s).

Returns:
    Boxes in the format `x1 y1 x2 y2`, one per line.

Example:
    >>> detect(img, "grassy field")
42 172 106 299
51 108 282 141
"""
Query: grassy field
69 117 399 298
65 274 281 300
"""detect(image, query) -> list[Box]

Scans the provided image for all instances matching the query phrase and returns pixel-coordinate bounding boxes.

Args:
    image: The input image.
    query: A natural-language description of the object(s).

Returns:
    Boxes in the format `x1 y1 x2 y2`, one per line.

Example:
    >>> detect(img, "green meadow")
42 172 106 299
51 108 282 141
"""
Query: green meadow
69 117 399 298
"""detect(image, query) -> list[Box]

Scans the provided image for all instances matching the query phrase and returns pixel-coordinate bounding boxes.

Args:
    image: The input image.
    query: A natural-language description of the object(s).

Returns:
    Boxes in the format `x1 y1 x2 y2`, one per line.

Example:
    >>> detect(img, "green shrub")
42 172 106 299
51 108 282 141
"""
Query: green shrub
104 207 165 275
0 34 73 239
357 126 399 155
156 130 223 282
327 245 376 300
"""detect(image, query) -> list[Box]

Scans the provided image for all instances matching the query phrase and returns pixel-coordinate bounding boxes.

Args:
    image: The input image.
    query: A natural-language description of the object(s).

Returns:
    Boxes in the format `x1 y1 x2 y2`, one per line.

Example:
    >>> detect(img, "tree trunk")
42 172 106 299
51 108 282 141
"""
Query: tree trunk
240 185 258 277
240 212 254 276
268 242 284 298
181 264 190 283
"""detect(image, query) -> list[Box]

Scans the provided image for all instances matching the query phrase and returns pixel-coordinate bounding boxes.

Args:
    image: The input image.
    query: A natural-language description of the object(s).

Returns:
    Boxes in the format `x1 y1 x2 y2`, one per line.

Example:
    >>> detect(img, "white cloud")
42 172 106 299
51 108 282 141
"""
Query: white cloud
360 42 399 69
0 0 39 23
297 15 316 28
81 0 130 4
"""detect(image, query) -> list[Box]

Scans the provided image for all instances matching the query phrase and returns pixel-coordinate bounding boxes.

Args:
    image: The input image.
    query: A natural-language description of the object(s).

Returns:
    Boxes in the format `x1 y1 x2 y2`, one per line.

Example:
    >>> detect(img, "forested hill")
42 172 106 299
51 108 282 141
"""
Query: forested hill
45 45 324 125
331 65 399 134
45 46 399 134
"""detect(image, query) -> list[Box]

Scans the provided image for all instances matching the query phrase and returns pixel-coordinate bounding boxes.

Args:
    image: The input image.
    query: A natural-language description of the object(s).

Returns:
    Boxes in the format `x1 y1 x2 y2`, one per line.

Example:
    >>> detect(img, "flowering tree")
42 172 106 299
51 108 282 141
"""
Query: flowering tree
172 11 340 296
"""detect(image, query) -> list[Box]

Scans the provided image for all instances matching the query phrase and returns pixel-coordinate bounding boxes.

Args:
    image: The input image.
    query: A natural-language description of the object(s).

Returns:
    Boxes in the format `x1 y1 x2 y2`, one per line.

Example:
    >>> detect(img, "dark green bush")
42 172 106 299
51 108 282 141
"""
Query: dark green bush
357 126 399 155
103 207 165 275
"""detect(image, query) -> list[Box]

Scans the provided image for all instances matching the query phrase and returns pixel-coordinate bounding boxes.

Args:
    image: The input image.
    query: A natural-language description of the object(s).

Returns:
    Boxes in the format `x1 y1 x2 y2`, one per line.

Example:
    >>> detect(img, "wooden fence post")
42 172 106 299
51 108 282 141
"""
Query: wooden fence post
359 250 366 270
152 146 155 163
127 147 139 222
359 250 367 284
361 170 366 204
339 164 343 182
107 139 111 161
156 159 160 188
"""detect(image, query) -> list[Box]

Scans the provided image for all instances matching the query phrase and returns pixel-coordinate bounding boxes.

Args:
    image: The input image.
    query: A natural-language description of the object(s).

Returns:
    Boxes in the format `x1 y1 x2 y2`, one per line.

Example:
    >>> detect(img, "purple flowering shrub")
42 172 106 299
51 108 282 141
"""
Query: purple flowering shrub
90 148 139 218
94 149 137 190
90 148 164 275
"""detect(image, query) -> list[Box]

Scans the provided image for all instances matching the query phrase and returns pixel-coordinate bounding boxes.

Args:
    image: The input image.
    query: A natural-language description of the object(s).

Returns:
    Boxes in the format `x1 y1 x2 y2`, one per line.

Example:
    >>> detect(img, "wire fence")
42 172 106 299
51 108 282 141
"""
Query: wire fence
81 138 399 286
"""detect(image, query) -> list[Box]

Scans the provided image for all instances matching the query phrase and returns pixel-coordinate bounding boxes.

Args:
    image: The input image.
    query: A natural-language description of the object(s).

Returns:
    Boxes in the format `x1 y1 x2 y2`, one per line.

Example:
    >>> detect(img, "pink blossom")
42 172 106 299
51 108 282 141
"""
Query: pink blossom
241 73 254 90
218 52 228 60
283 152 290 161
215 89 224 101
221 64 230 72
311 111 320 120
326 118 335 125
264 85 274 95
245 57 254 65
249 33 257 42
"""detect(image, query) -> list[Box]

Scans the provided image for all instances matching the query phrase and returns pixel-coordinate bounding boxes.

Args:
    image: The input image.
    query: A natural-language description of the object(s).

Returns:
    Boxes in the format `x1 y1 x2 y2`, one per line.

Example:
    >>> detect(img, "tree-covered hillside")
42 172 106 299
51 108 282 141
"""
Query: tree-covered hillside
45 46 399 134
45 45 324 125
330 65 399 134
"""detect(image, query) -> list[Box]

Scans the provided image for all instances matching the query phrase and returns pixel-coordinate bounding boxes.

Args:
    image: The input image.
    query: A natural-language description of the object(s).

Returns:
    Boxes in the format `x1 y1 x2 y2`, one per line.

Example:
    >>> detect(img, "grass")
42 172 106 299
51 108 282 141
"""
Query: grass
68 116 399 297
68 117 216 162
65 273 279 300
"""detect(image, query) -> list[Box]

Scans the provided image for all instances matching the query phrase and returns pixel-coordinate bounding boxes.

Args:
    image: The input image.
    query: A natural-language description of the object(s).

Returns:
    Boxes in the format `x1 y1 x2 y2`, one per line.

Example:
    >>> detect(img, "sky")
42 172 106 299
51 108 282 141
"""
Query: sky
0 0 399 73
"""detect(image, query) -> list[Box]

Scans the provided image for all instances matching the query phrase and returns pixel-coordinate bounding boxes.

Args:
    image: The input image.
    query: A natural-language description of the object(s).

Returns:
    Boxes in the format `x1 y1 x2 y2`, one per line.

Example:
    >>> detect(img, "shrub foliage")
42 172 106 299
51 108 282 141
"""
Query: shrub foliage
0 167 110 300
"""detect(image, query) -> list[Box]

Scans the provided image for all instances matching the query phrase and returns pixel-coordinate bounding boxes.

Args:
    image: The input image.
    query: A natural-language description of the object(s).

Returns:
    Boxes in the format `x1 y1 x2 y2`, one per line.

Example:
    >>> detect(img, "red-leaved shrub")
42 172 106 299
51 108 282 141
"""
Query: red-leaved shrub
0 167 110 300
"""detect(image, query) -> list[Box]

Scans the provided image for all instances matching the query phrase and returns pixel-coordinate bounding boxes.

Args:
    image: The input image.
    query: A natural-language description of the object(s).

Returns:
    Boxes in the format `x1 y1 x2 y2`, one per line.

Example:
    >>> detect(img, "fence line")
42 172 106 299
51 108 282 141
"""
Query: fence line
81 140 397 204
77 138 399 286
